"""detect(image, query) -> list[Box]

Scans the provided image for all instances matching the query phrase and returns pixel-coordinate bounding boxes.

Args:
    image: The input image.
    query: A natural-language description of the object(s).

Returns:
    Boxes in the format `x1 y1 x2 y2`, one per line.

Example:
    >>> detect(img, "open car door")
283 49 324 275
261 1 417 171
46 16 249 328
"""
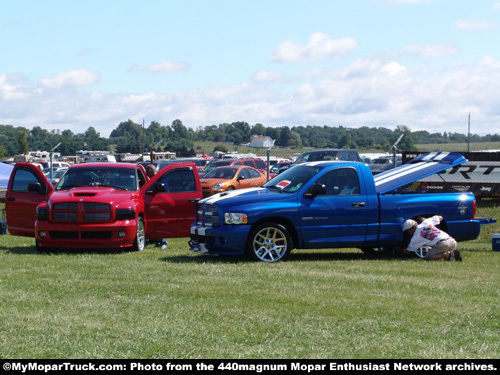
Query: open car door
141 162 202 239
5 162 54 237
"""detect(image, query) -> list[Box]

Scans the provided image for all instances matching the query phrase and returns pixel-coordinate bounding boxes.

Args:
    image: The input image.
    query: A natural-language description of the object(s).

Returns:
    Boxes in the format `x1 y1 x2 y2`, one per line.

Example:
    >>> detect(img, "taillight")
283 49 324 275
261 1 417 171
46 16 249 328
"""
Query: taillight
472 199 476 219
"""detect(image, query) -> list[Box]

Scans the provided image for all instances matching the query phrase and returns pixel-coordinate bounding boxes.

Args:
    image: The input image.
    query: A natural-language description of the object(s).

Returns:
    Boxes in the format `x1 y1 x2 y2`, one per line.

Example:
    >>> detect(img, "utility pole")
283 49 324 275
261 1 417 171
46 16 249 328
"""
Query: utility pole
141 118 145 159
49 142 61 183
467 113 471 153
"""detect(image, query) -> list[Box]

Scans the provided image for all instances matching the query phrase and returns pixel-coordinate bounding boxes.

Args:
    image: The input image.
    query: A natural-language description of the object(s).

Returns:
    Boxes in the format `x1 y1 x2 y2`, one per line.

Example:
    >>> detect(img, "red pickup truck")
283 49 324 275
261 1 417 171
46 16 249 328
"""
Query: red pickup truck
5 162 202 251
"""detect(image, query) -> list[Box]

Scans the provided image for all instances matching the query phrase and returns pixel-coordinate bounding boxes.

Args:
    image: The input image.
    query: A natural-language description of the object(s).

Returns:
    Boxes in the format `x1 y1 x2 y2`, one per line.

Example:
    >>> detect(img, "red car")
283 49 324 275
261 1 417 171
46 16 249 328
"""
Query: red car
5 162 202 252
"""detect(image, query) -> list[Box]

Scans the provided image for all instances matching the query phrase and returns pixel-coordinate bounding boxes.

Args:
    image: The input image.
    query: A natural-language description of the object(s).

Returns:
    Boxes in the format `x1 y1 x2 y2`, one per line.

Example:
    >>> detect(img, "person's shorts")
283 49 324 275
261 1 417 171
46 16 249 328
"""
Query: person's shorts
424 238 457 260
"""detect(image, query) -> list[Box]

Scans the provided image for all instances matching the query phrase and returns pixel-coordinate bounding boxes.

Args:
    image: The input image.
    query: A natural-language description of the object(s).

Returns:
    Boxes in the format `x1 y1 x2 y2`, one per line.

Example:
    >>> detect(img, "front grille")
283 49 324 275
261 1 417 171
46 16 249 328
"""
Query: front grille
50 231 78 239
196 203 220 227
53 212 78 221
51 201 112 222
81 231 112 239
49 231 112 239
84 203 110 210
53 203 77 210
84 212 111 220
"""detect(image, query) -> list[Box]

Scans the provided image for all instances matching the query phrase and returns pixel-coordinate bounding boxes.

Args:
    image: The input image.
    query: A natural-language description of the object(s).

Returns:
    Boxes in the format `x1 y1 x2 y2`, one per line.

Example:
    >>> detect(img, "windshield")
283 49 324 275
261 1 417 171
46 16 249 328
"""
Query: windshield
202 161 232 174
263 164 323 193
56 167 137 191
53 169 67 178
203 167 237 180
295 151 339 164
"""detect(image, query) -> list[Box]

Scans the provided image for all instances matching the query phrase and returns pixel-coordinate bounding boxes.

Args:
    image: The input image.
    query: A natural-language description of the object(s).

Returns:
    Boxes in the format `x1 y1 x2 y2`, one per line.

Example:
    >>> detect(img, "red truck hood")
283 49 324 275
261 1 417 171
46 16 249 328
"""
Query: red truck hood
374 152 467 194
50 187 138 205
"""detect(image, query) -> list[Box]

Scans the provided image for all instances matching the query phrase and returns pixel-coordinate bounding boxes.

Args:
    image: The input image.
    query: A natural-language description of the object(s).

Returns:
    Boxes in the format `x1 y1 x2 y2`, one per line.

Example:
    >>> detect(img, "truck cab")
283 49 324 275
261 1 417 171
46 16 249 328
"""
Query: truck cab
5 162 202 251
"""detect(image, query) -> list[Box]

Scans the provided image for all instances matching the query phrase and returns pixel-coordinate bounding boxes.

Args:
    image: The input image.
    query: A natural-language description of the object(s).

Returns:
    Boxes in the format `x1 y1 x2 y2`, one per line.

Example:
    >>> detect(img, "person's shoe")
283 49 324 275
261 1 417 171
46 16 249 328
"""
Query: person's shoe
454 249 462 261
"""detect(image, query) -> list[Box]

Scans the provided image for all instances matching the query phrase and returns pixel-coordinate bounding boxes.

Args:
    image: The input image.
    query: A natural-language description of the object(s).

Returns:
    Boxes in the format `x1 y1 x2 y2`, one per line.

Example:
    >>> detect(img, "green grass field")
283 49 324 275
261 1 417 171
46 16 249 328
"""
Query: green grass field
1 203 499 359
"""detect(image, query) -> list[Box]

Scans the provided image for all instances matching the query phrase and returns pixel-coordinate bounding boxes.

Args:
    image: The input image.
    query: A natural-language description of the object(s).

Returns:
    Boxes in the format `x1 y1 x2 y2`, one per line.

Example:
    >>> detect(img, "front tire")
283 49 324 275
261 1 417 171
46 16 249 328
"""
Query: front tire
35 240 51 253
246 222 292 262
132 216 146 252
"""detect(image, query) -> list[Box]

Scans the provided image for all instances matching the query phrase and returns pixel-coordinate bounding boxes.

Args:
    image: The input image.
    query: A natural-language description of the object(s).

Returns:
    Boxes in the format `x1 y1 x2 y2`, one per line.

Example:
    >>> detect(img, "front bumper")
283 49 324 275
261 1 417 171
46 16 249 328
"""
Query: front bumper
189 224 251 255
35 219 138 249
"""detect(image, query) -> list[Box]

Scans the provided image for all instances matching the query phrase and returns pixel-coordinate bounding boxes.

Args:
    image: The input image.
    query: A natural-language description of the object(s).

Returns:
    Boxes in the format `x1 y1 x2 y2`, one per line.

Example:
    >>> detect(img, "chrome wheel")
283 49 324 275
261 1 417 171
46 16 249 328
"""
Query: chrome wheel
132 216 146 251
248 223 291 262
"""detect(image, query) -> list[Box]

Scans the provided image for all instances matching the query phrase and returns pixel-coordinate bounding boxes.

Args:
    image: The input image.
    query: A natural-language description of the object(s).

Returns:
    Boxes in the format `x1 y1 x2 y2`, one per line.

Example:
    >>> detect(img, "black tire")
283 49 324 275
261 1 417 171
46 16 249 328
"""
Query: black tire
35 240 51 253
246 222 292 262
360 246 394 256
132 216 146 252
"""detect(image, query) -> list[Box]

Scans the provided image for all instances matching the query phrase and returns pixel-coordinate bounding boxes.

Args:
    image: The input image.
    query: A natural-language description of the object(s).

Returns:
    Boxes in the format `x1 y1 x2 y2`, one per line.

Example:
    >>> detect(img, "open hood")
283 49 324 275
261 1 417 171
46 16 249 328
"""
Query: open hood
373 152 467 194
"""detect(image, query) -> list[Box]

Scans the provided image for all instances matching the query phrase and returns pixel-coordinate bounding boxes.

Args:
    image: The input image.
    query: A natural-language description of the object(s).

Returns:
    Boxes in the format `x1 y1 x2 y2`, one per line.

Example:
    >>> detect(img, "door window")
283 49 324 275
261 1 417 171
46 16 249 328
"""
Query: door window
157 168 196 193
316 168 360 196
11 168 42 192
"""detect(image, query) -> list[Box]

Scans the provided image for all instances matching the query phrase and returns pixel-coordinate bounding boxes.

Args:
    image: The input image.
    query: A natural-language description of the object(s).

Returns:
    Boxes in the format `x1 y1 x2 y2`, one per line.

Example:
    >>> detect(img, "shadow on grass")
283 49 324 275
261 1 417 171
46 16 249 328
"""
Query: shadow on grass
162 250 409 264
1 245 132 255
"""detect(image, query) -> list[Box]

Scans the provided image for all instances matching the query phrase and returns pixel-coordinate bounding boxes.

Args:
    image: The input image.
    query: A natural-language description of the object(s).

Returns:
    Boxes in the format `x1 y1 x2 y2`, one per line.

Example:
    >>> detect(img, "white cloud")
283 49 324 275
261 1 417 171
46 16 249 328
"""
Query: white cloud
38 69 100 89
251 70 284 83
146 60 190 72
129 60 190 73
2 56 500 137
272 33 358 63
0 73 32 101
456 19 497 30
400 44 458 58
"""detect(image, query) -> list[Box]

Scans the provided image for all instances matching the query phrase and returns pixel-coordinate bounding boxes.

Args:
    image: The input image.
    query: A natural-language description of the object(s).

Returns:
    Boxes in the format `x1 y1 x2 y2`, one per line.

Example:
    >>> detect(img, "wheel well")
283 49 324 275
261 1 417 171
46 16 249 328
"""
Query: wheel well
251 217 298 249
411 213 448 232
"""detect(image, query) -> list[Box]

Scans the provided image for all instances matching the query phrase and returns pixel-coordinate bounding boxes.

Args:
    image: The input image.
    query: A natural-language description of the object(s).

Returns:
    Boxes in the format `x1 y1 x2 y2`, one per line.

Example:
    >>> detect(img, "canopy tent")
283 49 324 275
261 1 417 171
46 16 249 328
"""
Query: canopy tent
0 162 14 189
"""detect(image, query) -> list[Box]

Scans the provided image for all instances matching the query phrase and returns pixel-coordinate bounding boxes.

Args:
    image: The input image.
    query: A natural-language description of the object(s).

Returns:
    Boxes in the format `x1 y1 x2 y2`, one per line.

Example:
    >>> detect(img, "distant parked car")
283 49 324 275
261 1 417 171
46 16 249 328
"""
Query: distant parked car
200 158 267 178
49 168 68 185
279 149 361 173
269 161 291 178
369 156 401 174
200 166 267 197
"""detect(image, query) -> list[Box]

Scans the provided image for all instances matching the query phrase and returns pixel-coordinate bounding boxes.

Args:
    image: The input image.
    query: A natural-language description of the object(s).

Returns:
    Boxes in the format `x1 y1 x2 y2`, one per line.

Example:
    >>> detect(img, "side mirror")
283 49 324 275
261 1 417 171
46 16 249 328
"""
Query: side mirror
303 184 326 199
153 181 165 193
237 175 245 181
28 182 45 194
146 181 165 194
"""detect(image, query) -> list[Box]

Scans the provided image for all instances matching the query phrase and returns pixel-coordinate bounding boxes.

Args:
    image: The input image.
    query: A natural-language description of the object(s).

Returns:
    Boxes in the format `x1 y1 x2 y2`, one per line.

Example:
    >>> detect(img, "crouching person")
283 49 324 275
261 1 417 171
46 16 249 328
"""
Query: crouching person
402 215 462 261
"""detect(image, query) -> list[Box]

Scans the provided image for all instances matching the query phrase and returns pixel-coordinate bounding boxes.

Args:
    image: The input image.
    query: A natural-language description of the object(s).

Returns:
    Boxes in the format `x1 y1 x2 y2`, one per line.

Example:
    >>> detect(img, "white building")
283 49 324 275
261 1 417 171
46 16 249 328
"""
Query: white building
250 135 274 148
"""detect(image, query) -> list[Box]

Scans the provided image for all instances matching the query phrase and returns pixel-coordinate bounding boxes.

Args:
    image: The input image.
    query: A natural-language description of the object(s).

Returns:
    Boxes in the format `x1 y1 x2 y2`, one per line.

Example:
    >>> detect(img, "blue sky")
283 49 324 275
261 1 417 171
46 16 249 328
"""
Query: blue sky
1 0 500 137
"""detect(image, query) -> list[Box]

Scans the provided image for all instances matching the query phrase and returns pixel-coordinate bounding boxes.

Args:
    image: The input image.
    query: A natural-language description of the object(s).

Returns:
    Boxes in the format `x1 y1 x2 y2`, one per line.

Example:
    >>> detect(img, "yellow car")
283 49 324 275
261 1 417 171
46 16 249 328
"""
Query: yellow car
200 166 267 197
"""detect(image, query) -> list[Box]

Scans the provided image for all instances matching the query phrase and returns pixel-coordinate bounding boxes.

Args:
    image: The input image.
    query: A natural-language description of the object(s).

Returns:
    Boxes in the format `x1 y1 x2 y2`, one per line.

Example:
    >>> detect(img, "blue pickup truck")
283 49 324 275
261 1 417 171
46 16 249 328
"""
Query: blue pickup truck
189 152 492 262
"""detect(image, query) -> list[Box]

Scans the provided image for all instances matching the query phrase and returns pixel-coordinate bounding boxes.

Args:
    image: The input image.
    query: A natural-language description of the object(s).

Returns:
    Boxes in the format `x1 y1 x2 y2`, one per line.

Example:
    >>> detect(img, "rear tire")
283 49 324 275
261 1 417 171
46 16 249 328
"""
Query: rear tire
360 246 394 256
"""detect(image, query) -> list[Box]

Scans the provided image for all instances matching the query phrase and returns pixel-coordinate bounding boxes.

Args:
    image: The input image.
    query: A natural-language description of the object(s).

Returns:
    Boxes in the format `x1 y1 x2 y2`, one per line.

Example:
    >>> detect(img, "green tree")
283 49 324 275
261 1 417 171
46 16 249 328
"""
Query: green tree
17 131 29 154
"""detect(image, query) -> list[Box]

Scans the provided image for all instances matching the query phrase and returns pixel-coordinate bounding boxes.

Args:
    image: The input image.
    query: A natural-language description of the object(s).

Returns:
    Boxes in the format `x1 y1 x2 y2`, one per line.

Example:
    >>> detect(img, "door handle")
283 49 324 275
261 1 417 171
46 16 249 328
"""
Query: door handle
352 202 365 207
6 197 15 202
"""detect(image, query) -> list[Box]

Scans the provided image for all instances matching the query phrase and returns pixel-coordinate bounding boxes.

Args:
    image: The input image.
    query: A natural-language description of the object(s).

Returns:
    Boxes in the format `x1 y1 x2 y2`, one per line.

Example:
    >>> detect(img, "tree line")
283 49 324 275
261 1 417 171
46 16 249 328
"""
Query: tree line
1 120 499 158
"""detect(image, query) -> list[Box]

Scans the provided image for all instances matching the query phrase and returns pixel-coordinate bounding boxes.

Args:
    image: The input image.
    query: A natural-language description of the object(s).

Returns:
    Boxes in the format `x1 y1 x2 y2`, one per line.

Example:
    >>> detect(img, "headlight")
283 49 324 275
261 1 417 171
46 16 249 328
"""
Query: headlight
213 184 222 190
36 207 49 221
224 213 248 225
116 209 136 220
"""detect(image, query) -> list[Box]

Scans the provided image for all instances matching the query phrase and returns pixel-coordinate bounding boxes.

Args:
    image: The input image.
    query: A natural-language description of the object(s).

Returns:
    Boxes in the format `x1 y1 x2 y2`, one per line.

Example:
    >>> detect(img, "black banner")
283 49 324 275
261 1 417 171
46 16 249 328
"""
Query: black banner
1 359 498 374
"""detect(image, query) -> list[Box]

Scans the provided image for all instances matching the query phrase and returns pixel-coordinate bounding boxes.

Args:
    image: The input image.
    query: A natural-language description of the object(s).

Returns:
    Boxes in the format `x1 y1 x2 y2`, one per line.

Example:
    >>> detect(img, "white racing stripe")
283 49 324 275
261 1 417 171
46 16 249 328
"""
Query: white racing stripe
202 187 263 204
374 162 439 186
